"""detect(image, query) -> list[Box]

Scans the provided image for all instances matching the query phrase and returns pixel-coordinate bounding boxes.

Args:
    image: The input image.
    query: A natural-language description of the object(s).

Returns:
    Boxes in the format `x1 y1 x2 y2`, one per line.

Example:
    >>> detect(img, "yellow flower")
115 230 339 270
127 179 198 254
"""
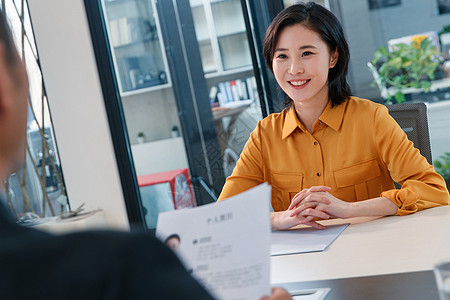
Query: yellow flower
411 35 428 49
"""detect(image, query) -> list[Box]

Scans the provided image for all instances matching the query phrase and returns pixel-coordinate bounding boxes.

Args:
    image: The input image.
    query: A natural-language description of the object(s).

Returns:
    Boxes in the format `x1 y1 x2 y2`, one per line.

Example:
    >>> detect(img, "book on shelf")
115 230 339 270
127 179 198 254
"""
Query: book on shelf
230 80 240 102
236 79 249 100
213 76 256 108
246 77 256 101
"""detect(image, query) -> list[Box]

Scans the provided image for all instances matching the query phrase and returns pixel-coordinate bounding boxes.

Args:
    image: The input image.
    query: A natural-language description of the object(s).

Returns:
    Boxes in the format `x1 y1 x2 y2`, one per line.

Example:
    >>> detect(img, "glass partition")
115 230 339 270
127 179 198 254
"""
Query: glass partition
88 0 272 230
102 0 170 95
1 0 68 220
190 0 263 177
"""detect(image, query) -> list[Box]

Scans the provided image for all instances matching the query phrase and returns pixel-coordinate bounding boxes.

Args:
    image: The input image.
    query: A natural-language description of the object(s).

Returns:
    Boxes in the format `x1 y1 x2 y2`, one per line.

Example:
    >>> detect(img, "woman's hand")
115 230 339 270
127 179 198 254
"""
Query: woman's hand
271 201 330 230
289 186 353 219
289 186 331 210
288 186 398 222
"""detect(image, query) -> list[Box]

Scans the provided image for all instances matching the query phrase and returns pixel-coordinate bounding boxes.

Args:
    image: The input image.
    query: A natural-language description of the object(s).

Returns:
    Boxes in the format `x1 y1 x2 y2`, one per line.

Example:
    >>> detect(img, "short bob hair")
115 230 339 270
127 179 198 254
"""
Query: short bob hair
164 234 180 244
263 2 351 108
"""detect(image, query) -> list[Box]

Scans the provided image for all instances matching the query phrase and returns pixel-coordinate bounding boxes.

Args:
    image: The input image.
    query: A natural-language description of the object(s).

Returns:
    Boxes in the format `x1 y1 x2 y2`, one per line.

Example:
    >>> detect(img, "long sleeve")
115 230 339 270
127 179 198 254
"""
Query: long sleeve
374 105 450 215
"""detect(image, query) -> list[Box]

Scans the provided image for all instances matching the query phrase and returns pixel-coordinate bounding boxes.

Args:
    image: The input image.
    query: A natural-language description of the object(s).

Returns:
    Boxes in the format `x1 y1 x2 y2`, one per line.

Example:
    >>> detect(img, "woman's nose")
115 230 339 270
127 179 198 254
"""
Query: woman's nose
289 58 305 75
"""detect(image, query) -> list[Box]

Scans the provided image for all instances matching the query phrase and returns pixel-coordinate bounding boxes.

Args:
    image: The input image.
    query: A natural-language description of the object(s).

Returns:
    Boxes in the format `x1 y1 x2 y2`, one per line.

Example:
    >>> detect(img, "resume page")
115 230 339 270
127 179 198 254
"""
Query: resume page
156 183 271 300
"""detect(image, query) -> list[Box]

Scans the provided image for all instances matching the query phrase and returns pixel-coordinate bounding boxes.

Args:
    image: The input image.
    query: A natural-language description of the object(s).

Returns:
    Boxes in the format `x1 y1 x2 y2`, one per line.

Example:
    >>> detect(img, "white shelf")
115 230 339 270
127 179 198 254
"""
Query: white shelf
189 0 203 8
112 37 159 50
121 82 172 97
205 65 253 79
191 0 250 75
211 0 246 37
191 5 210 41
217 29 246 39
197 30 245 43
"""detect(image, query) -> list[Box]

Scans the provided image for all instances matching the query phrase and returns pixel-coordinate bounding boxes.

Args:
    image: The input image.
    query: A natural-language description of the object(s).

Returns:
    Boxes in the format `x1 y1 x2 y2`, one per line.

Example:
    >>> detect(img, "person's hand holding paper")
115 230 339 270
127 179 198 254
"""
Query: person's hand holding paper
156 183 277 300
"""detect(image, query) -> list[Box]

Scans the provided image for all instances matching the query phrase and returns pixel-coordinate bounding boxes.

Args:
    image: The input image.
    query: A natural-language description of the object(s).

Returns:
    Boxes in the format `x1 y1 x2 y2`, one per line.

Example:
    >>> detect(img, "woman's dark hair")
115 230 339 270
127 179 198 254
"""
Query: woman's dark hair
164 234 180 244
263 2 351 107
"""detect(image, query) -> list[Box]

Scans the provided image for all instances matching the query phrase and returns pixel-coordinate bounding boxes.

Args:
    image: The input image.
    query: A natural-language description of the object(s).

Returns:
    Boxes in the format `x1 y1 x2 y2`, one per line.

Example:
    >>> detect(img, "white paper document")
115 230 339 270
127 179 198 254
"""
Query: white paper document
271 224 349 256
156 183 272 300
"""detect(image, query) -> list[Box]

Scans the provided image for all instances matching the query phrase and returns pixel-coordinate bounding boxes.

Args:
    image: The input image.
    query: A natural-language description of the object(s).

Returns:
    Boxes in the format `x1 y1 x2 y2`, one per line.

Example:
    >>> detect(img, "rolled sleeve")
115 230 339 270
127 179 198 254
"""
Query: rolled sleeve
375 106 450 214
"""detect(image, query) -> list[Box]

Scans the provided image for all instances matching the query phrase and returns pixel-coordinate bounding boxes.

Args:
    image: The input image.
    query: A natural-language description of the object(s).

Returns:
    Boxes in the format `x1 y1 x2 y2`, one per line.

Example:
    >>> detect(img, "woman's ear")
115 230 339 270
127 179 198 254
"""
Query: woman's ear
329 49 339 68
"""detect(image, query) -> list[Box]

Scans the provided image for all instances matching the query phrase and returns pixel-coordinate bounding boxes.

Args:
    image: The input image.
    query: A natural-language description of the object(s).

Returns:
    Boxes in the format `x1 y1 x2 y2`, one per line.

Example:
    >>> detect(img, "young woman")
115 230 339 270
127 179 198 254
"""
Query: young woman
218 2 449 230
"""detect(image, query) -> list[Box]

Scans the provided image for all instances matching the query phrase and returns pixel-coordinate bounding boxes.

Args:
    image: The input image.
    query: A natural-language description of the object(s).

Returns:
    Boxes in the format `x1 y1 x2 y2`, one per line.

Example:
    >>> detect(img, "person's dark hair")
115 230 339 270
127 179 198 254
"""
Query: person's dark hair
0 10 19 68
263 2 351 107
164 234 180 244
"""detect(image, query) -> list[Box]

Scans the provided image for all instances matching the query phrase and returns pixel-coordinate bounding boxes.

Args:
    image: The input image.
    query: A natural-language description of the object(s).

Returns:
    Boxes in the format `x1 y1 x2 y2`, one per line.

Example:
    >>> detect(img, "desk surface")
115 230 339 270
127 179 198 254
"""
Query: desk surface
271 206 450 284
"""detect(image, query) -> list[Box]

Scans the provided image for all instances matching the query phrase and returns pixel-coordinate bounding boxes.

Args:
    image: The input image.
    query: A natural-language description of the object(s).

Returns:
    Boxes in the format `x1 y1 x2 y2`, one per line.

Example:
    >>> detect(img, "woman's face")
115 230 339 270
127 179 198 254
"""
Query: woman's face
166 237 180 251
272 24 338 108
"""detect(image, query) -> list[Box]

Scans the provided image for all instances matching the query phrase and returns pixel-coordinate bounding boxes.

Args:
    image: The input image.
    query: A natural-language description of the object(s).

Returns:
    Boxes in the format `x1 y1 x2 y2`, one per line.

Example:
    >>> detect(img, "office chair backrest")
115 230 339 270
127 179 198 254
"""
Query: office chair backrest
386 102 433 165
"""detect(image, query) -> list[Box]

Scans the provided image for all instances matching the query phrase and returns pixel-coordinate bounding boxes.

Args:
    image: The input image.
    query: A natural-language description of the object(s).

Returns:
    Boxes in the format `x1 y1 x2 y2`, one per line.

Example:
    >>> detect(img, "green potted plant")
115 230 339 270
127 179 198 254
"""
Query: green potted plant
369 35 443 103
434 152 450 190
137 131 145 144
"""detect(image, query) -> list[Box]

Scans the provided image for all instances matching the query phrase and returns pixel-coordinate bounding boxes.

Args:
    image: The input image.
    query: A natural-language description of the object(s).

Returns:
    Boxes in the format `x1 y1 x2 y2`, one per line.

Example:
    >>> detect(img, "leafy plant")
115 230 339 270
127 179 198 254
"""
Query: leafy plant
370 35 443 103
434 152 450 181
137 132 145 138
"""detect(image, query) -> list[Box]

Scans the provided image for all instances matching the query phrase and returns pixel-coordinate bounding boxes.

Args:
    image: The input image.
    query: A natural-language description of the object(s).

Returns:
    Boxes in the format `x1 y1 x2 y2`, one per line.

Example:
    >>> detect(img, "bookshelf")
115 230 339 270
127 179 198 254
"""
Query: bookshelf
190 0 257 114
190 0 252 76
102 0 171 95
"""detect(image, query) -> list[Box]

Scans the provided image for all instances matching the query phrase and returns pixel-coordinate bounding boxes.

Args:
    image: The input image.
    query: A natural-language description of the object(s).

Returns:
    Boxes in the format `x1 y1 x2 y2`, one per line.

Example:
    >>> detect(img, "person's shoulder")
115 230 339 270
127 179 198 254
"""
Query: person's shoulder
257 108 289 130
346 96 387 115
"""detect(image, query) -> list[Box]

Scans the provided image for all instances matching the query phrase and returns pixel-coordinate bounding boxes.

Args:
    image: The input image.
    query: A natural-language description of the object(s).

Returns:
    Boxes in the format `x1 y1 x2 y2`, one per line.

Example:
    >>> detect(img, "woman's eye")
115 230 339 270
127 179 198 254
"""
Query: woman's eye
276 54 287 59
302 51 313 57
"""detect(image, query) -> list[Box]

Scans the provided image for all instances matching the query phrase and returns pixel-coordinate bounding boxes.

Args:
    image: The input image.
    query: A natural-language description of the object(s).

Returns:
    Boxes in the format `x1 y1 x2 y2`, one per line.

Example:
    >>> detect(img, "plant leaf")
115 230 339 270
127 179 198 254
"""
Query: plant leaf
393 91 405 103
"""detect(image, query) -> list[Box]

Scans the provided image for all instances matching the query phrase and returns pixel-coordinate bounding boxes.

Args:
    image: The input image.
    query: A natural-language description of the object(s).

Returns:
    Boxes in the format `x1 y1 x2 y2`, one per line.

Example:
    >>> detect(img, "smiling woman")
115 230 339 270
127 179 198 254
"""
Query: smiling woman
217 2 449 230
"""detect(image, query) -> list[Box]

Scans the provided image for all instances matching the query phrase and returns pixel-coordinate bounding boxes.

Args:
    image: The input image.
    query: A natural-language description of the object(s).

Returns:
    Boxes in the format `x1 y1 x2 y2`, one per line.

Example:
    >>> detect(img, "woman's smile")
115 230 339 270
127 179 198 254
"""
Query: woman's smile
288 79 311 88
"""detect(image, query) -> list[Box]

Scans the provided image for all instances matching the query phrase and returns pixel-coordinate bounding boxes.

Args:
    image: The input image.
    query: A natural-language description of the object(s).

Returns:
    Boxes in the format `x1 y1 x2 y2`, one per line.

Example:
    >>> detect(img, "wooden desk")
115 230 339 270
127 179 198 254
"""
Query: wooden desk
271 206 450 285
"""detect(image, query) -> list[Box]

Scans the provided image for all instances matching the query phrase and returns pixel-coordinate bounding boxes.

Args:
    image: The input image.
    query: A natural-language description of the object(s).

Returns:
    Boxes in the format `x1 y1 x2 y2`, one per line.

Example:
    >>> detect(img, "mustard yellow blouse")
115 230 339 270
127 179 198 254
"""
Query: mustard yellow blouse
218 97 449 215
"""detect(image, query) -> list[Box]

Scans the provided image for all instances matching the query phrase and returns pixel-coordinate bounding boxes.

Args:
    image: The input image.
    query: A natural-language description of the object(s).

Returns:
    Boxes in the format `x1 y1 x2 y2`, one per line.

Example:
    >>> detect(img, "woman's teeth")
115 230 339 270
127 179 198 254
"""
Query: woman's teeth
290 80 309 86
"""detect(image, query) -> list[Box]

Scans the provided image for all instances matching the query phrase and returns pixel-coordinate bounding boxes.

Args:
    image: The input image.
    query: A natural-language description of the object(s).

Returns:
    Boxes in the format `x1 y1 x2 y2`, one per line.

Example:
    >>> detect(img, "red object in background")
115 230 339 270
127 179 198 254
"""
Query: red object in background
137 168 196 209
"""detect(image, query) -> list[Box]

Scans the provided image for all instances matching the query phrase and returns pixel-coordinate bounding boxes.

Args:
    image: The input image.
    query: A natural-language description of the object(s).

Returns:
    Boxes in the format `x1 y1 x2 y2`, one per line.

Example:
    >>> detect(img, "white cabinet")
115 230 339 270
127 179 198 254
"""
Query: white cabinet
102 0 171 95
190 0 252 76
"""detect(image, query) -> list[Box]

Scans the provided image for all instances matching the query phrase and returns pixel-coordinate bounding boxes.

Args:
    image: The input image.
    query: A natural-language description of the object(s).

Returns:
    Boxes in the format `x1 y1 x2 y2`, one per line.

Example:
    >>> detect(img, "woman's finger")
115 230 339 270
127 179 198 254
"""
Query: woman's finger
308 186 332 192
289 189 309 209
289 196 331 217
289 186 331 209
288 202 319 217
291 206 330 220
305 220 327 230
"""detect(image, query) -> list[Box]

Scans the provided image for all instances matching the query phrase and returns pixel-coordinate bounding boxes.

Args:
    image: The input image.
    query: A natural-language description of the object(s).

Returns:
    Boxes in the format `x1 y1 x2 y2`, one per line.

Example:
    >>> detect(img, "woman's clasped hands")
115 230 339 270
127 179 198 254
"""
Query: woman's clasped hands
272 186 353 230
